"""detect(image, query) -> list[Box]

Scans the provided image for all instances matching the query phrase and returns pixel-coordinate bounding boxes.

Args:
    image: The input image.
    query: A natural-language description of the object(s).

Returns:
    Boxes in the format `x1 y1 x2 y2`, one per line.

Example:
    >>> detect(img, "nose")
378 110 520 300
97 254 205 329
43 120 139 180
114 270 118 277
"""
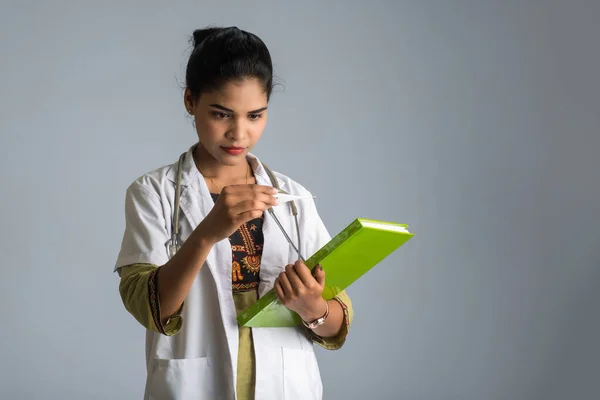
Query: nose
225 117 247 142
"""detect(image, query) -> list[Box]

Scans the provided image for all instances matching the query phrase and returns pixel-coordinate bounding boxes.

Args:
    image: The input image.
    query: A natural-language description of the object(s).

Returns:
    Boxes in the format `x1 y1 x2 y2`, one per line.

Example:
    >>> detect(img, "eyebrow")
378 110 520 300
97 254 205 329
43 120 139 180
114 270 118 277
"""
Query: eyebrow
209 104 268 114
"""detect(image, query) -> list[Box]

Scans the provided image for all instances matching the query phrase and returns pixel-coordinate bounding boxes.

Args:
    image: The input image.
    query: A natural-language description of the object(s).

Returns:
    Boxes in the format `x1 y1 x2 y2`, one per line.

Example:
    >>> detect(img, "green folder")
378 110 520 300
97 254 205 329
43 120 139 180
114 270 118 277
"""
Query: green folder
237 218 414 327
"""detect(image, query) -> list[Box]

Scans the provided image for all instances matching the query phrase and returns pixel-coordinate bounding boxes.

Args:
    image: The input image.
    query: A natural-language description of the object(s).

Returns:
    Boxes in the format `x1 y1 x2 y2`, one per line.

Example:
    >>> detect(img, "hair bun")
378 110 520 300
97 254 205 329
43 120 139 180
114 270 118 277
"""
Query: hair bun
186 26 274 101
192 27 222 48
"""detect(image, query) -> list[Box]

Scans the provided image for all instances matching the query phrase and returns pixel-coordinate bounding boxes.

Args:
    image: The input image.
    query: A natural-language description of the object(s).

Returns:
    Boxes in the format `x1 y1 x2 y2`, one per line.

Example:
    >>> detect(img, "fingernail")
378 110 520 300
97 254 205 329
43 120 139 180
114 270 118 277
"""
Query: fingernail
318 264 323 271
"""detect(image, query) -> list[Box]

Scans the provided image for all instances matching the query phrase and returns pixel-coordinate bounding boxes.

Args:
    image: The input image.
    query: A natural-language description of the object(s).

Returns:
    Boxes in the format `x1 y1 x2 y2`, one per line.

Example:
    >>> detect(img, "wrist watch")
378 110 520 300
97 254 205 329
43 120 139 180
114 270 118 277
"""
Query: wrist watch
302 300 329 329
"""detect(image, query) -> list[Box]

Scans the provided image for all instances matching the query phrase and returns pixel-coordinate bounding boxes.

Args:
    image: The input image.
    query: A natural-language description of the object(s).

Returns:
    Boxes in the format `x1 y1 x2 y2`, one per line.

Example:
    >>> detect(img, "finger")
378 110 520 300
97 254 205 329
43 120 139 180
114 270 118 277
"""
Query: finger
223 184 278 196
253 184 279 195
229 201 267 219
255 189 280 207
222 188 268 203
231 203 268 224
285 264 305 294
230 195 278 215
231 199 267 214
293 259 315 287
236 210 265 225
313 264 326 287
220 186 277 208
278 268 294 297
274 278 285 302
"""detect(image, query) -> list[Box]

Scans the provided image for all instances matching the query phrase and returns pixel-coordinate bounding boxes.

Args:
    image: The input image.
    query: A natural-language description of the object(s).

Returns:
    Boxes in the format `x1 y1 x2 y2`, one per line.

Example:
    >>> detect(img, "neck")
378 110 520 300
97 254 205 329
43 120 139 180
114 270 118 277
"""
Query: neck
193 143 249 182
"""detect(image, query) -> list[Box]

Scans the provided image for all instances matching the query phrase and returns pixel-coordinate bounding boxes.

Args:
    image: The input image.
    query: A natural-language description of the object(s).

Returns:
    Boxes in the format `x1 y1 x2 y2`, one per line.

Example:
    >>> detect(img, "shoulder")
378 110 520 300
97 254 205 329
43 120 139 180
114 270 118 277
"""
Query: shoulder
124 162 177 200
120 162 177 222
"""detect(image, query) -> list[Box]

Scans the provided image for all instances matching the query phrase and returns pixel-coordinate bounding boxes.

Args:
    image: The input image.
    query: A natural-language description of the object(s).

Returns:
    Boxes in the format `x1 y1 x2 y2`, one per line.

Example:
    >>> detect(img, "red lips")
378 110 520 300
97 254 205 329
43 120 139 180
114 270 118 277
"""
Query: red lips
221 146 245 155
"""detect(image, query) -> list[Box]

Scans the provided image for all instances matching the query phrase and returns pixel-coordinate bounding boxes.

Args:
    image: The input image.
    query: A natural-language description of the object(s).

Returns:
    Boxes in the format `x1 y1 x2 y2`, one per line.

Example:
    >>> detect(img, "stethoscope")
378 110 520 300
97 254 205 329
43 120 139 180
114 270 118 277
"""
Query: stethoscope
166 152 304 261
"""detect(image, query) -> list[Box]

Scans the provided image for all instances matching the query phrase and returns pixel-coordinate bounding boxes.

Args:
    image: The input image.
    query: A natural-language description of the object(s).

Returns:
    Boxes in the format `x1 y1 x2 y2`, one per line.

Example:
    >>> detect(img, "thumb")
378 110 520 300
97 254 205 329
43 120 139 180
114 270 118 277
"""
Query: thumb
314 264 326 286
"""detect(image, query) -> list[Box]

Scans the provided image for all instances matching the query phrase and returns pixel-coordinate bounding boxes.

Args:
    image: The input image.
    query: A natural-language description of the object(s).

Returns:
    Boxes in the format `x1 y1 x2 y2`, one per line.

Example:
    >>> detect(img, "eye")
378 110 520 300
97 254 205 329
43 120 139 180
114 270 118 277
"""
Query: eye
211 111 230 119
248 113 263 121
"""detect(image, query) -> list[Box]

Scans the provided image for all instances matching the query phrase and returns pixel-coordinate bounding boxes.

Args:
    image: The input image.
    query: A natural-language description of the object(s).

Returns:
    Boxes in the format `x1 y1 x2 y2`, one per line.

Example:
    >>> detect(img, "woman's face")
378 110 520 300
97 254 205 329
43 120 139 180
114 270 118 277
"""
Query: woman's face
185 78 269 167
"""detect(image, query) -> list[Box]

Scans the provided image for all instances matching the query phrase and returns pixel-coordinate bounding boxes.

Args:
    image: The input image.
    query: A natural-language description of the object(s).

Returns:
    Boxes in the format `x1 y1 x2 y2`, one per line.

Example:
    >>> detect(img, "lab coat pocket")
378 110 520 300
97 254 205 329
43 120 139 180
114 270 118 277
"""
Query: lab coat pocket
146 356 216 400
282 347 322 400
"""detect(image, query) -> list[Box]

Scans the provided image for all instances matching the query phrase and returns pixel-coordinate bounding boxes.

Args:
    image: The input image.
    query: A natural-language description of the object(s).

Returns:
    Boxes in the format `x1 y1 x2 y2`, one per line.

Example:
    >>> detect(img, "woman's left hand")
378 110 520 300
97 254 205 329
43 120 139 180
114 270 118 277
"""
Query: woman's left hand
274 260 328 322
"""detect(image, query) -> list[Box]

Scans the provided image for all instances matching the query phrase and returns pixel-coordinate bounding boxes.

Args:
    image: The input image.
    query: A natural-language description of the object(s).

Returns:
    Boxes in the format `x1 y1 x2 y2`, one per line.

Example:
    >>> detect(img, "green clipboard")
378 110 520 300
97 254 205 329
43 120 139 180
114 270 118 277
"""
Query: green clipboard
237 218 414 327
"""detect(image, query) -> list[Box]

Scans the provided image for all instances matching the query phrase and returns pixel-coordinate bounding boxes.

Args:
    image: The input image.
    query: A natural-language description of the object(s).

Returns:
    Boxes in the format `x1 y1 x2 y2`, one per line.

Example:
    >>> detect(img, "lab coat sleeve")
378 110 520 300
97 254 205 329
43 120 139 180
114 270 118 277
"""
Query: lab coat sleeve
114 182 182 335
114 182 170 272
304 197 354 350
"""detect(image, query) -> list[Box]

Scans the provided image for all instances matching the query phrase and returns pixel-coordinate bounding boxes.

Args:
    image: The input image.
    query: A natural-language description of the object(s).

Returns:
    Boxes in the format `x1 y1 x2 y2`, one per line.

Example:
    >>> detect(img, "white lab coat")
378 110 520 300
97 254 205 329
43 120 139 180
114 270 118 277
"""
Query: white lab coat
114 145 332 400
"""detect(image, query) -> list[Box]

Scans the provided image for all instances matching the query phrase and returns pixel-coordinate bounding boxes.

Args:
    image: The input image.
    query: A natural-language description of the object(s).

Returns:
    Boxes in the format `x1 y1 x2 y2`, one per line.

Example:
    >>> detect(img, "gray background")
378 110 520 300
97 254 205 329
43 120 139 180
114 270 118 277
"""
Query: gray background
1 1 598 399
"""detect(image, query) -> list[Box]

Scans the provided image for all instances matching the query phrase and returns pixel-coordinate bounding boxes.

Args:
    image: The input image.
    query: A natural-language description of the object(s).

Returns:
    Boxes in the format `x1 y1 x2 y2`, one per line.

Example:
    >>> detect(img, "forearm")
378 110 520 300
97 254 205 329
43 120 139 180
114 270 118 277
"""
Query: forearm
157 228 215 322
300 298 344 338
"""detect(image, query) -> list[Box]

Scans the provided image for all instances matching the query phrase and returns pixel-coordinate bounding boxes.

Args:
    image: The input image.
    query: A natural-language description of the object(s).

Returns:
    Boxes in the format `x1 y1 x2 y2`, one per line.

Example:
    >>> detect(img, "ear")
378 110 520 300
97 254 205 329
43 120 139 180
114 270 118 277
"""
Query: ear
183 88 195 114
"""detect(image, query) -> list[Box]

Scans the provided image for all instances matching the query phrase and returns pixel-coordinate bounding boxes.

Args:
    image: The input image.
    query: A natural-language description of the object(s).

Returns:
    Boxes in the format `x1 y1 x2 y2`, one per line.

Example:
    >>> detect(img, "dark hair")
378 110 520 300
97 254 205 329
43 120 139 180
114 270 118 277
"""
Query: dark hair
185 26 274 101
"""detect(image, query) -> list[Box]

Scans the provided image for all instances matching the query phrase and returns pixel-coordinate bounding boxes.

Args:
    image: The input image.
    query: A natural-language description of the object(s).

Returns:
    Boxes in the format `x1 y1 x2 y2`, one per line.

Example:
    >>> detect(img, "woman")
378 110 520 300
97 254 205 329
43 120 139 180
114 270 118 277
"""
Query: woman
114 26 353 400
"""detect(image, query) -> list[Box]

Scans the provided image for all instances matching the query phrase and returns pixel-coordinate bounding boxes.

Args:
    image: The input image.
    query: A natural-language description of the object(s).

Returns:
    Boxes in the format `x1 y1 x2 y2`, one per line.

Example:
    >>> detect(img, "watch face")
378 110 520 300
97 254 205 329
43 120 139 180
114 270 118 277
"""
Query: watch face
303 302 330 329
304 317 324 330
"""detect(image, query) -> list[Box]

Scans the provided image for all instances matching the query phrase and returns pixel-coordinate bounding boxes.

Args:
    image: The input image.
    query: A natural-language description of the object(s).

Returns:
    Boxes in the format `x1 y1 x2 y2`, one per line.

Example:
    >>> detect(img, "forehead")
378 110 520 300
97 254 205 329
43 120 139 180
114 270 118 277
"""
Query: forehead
199 78 268 110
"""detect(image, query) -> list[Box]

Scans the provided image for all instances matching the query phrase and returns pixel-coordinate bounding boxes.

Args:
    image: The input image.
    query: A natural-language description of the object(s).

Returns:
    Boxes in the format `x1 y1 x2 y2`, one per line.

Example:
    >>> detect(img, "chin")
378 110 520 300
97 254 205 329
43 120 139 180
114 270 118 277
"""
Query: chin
219 158 242 167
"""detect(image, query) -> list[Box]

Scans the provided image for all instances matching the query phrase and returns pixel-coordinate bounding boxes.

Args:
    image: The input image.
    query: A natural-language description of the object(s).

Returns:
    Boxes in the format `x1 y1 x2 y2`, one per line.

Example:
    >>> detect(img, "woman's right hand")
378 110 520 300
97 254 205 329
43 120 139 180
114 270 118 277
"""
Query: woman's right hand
195 184 279 244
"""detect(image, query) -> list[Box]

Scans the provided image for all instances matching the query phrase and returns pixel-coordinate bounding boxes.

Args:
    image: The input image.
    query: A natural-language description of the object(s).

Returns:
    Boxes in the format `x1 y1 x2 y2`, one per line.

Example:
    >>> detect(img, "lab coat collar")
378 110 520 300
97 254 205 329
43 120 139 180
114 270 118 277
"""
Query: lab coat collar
246 152 287 191
166 143 286 191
